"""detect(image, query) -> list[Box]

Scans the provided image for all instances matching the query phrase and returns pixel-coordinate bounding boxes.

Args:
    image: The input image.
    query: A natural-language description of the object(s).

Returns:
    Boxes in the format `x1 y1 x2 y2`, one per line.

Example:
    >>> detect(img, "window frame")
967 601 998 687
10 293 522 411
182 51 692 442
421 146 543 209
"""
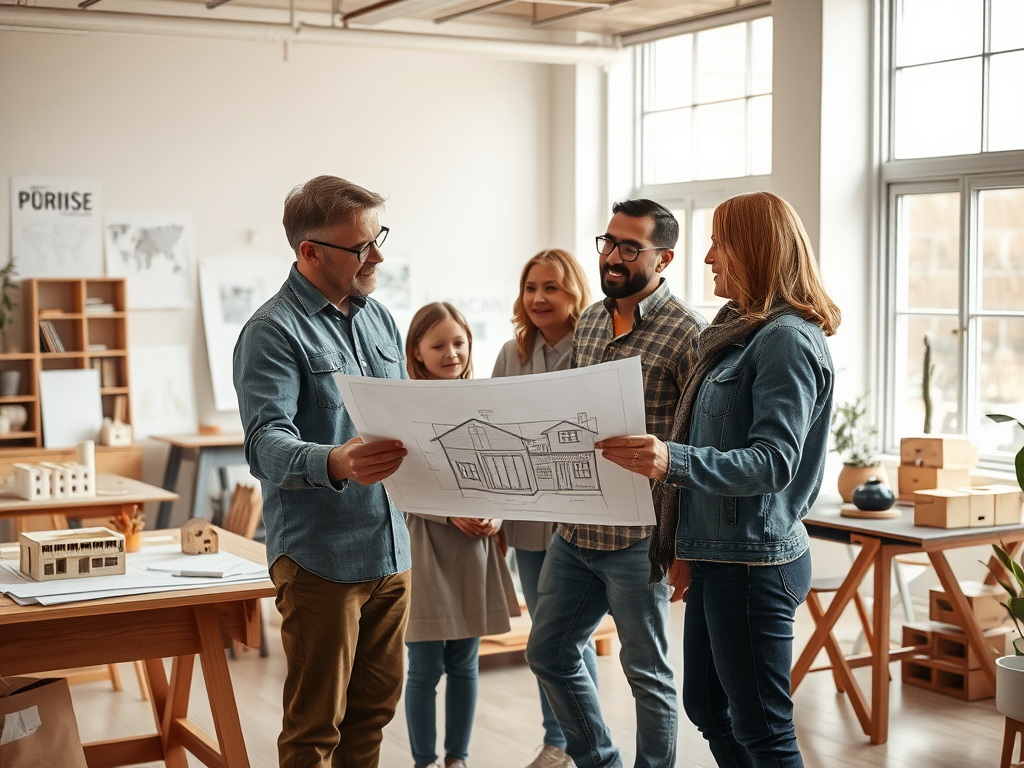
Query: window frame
629 8 773 315
876 0 1024 466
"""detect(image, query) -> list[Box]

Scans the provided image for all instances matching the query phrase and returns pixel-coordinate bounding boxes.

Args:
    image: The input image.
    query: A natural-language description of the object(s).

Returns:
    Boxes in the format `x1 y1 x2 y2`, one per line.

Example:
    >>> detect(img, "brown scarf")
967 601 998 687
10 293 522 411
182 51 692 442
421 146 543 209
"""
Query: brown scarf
648 300 795 582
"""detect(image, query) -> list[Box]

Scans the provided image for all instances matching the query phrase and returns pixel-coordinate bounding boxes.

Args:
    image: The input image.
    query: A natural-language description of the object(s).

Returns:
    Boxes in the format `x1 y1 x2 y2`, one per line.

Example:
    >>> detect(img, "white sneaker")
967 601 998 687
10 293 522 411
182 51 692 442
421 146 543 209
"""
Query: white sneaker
526 745 575 768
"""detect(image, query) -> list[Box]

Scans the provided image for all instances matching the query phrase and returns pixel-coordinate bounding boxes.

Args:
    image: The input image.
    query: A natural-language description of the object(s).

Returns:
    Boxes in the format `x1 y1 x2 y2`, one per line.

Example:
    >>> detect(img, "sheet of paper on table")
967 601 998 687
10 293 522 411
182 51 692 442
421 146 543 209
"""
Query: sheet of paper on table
334 357 656 525
0 544 268 605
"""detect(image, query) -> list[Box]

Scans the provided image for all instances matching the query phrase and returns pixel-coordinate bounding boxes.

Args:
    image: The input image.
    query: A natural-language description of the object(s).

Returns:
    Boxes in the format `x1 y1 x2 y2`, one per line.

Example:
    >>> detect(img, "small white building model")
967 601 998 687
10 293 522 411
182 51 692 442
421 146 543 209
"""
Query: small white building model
181 517 219 555
19 527 126 581
12 460 95 501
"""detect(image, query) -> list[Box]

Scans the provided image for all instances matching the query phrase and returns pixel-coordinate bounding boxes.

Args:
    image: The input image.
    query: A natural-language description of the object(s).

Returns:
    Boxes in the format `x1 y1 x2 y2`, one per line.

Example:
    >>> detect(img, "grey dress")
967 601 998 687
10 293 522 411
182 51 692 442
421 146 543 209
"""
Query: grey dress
491 333 573 552
405 513 520 643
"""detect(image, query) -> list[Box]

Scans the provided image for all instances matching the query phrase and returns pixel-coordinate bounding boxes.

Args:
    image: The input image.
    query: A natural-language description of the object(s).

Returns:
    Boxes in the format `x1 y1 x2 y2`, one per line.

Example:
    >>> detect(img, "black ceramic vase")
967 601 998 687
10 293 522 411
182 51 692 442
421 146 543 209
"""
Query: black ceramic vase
851 478 896 511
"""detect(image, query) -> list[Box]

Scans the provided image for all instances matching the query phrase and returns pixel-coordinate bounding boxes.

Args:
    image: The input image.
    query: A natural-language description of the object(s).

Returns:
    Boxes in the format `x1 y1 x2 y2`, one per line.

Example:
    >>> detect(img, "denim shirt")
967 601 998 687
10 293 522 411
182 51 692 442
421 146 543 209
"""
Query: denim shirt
232 264 411 583
664 314 834 565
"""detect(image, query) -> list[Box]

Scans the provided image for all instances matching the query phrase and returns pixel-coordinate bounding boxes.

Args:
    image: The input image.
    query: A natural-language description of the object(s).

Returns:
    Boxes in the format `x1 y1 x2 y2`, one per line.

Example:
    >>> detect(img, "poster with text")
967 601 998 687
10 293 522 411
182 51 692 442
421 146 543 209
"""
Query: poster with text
104 212 193 309
11 177 103 277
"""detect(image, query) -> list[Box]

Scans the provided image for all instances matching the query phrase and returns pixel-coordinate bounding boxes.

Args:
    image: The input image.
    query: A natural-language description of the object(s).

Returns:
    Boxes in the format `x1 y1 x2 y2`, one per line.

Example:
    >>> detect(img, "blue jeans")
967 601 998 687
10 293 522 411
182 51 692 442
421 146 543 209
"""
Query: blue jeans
516 547 600 750
405 638 480 767
682 551 812 768
526 535 677 768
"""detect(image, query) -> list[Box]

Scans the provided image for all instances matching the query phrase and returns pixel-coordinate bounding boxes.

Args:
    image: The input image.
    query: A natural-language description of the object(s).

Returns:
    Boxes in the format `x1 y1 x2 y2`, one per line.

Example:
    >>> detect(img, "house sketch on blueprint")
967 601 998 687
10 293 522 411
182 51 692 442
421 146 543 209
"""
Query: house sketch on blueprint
431 411 601 495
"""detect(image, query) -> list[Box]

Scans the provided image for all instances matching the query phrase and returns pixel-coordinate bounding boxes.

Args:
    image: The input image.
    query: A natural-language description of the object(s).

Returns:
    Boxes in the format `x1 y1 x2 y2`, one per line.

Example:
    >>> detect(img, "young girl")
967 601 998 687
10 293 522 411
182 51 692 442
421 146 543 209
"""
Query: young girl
404 301 520 768
491 249 594 768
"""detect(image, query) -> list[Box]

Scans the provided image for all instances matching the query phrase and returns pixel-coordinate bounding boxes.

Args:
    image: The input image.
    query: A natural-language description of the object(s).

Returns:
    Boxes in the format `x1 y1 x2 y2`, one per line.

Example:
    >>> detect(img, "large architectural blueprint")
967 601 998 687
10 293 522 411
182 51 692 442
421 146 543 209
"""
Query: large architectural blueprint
334 357 656 525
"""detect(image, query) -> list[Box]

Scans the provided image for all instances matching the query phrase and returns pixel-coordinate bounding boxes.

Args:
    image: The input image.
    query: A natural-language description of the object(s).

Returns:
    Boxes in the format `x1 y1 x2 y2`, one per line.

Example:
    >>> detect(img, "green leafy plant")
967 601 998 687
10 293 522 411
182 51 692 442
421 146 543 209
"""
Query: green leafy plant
0 258 18 350
831 394 880 468
990 542 1024 656
986 413 1024 494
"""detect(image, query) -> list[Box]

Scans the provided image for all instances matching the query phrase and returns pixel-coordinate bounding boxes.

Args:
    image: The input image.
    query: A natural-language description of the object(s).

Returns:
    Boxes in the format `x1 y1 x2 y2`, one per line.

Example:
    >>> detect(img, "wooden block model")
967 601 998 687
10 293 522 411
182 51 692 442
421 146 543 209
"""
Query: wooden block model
181 517 219 555
19 527 126 581
898 466 972 501
914 488 971 528
900 436 979 469
929 582 1008 630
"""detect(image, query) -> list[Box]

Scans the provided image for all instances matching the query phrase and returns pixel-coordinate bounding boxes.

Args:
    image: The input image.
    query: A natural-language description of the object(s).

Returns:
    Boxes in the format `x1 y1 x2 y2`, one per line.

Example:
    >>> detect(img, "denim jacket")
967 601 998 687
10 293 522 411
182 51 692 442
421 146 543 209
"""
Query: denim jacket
664 314 834 564
232 264 411 583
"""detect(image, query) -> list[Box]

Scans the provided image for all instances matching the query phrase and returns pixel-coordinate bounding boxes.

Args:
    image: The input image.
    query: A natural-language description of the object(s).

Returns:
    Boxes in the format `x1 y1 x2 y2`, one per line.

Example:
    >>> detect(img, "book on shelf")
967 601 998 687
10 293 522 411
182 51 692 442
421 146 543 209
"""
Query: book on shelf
38 319 65 353
88 343 108 351
85 303 116 314
91 357 118 388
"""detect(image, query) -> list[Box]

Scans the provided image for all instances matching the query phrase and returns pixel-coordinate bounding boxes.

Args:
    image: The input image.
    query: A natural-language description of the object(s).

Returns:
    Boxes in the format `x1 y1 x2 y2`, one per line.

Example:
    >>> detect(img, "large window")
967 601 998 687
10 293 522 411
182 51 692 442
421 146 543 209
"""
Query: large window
881 0 1024 464
635 13 772 322
640 17 773 185
892 0 1024 159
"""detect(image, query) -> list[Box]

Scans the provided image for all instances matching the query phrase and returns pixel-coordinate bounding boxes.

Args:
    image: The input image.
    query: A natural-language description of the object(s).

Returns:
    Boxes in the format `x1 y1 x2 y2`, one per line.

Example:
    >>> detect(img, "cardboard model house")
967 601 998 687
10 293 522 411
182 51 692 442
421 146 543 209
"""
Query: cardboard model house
19 527 126 581
181 517 219 555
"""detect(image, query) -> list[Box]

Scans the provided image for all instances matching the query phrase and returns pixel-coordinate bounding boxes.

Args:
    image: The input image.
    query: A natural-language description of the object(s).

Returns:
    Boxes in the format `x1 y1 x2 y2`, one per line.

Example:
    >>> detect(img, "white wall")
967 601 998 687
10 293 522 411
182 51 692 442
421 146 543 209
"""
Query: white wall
0 28 557 484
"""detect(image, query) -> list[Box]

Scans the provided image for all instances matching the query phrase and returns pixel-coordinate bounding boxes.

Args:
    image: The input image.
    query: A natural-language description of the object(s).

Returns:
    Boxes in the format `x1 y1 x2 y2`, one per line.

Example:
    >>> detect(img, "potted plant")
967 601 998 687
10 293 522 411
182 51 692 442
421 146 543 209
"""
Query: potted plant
990 541 1024 723
987 414 1024 723
831 393 888 503
0 257 18 353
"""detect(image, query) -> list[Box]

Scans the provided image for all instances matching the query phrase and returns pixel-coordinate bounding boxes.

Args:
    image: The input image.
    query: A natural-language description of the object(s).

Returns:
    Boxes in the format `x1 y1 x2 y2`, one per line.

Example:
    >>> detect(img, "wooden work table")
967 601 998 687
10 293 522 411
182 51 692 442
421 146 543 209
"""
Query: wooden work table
0 527 275 768
795 497 1024 745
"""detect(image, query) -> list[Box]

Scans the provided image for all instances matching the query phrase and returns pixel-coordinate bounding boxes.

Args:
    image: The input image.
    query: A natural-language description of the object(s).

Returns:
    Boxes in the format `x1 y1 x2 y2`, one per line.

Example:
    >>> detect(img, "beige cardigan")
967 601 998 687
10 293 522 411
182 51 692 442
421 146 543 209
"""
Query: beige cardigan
405 513 520 643
490 334 573 552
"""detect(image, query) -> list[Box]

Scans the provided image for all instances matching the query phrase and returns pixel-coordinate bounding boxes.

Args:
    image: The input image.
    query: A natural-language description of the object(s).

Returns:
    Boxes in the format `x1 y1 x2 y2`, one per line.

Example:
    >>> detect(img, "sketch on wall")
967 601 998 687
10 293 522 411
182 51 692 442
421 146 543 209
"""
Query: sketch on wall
129 346 197 438
333 358 654 525
104 212 193 309
433 413 601 496
198 252 292 411
11 177 104 278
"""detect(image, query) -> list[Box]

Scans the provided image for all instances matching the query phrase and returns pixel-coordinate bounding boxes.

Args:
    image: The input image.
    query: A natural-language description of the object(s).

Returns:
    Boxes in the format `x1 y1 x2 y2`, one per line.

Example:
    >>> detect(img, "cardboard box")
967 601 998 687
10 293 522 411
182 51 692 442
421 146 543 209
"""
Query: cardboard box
898 465 972 501
952 485 1023 527
979 485 1022 526
914 488 971 528
0 677 88 768
929 582 1008 630
900 436 979 469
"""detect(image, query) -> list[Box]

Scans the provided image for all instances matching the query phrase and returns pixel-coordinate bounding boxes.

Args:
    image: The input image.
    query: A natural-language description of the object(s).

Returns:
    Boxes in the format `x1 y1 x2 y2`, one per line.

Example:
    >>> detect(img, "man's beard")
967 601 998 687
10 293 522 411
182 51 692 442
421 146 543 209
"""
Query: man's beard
348 269 377 298
600 264 651 299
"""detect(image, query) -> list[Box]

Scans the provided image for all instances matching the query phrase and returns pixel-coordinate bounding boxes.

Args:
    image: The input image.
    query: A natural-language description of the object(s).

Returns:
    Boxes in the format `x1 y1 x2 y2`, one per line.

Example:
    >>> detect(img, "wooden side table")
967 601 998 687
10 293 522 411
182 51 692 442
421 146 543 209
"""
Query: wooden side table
151 433 246 528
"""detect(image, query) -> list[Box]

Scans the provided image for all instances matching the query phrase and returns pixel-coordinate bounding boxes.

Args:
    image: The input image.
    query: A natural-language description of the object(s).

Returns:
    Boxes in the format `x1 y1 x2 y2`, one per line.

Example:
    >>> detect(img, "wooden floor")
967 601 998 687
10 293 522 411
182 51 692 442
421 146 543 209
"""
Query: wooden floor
67 599 1010 768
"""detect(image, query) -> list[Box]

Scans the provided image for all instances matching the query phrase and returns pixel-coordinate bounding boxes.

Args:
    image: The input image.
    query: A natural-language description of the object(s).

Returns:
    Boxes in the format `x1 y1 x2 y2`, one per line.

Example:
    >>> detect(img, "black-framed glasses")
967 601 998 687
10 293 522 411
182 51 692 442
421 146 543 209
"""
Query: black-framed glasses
306 226 389 264
595 235 667 262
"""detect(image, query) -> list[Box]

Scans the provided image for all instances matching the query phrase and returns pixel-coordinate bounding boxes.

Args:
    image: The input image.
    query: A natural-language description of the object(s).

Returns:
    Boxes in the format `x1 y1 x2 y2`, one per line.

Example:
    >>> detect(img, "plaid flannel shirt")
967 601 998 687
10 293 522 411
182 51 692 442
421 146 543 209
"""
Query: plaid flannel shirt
559 279 704 551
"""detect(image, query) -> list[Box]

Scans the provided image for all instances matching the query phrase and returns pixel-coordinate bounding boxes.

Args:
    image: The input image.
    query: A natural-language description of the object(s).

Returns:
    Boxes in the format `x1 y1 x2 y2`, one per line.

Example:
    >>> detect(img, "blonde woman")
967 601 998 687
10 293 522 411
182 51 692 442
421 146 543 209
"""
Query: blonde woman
491 249 592 768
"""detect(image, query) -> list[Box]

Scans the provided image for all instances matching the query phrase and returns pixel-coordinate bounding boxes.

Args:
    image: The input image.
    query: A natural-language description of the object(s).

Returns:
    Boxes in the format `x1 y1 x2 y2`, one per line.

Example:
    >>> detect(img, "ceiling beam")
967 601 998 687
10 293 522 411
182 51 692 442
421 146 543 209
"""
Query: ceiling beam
434 0 519 25
343 0 471 26
531 0 634 28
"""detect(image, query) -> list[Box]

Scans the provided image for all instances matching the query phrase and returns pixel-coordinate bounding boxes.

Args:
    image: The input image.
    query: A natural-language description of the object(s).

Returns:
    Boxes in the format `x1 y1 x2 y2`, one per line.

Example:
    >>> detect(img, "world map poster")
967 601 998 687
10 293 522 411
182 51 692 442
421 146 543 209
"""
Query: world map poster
104 212 193 309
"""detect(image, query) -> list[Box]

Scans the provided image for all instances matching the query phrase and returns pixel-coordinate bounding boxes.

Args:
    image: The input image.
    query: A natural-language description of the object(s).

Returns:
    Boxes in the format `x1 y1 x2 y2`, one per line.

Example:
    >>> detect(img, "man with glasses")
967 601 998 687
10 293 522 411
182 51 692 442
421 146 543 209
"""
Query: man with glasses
526 199 704 768
233 175 411 768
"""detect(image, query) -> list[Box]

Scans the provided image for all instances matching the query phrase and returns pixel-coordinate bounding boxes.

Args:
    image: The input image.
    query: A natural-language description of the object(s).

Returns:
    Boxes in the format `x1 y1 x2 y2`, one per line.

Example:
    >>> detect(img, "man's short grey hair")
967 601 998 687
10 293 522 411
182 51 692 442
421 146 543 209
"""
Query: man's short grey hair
282 175 386 253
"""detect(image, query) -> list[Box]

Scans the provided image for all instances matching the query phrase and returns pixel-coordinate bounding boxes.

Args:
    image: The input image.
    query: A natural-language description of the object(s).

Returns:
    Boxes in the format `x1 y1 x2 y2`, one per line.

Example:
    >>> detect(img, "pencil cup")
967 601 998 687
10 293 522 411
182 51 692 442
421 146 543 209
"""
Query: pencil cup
124 531 141 553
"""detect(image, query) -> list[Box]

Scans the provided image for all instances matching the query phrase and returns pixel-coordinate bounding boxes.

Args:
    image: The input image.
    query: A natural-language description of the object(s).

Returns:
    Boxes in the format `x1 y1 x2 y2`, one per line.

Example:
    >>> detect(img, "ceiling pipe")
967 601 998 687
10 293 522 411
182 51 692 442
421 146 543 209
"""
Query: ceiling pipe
0 5 622 66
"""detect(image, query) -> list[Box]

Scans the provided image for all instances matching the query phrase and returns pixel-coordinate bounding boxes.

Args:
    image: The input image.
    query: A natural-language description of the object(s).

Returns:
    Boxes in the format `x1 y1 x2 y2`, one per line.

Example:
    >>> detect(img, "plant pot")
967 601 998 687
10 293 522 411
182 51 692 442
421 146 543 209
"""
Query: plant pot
838 464 889 504
997 655 1024 721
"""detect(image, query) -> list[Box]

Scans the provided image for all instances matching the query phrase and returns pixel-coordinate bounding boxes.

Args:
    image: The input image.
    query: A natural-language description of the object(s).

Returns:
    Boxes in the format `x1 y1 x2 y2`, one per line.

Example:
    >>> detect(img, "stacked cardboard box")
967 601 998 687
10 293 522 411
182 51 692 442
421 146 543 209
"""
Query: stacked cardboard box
898 436 977 502
900 583 1011 700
